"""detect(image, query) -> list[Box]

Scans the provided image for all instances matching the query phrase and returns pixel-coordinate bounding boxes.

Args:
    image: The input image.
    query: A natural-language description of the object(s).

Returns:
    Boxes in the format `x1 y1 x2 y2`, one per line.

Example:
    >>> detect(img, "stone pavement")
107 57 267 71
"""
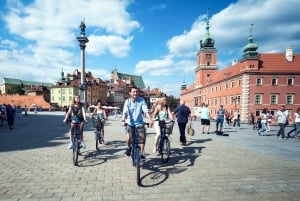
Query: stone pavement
0 111 300 201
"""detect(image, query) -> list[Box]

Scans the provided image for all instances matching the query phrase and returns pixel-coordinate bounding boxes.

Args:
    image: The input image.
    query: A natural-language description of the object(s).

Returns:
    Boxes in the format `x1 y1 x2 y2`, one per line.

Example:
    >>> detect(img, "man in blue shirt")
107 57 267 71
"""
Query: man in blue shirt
173 100 191 145
216 105 225 135
121 86 152 158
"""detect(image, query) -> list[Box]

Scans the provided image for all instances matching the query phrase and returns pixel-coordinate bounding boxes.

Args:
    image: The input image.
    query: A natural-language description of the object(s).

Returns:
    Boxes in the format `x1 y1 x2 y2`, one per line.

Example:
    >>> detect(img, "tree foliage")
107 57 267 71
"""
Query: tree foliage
166 95 179 110
6 85 25 95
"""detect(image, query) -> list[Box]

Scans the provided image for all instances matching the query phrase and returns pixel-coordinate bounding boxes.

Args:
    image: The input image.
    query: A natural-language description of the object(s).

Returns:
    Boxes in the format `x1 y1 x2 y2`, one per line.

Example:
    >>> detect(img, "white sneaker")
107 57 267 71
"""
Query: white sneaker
68 142 73 149
81 141 86 149
152 148 157 154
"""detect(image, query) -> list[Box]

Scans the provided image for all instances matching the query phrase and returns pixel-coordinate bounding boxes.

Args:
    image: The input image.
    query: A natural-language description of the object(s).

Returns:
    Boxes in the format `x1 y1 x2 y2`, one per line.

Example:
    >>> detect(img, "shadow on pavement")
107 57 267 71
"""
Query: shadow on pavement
0 114 69 152
139 139 210 187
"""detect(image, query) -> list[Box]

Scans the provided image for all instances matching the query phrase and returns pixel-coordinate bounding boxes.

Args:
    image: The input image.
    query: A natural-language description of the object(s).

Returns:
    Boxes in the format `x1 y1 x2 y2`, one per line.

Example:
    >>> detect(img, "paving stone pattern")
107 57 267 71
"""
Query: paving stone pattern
0 111 300 201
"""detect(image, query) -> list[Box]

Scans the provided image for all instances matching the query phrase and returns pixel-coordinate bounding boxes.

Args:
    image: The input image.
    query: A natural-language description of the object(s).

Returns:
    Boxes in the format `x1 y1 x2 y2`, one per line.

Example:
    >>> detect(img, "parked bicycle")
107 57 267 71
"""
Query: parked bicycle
158 120 174 163
92 115 104 150
125 123 145 186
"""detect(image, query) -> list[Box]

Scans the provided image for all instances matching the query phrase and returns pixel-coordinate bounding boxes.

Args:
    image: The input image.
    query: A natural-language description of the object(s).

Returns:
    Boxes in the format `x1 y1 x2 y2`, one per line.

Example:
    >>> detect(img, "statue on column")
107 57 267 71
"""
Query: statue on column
80 21 86 35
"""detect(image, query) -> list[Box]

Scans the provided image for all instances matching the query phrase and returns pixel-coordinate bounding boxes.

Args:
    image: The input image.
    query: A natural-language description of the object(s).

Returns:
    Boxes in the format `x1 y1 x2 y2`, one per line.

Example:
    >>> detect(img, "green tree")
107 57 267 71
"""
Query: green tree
166 95 179 110
7 85 25 95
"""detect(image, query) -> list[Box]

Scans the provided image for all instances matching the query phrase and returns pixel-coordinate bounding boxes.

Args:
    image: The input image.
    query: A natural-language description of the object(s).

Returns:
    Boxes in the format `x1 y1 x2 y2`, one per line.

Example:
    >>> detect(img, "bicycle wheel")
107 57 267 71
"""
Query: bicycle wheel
135 146 141 186
160 136 170 163
73 139 79 166
95 131 100 150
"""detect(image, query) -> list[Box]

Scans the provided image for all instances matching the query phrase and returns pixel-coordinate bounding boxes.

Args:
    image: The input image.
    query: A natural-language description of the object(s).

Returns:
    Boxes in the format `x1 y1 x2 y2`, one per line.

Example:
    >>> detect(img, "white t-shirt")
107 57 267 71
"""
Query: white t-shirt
276 110 289 124
294 112 300 123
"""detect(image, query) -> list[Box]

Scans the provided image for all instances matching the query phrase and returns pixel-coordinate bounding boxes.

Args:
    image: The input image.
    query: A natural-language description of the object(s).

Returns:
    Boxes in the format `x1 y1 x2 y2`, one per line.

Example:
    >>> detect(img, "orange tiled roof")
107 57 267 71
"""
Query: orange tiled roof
206 53 300 85
259 53 300 73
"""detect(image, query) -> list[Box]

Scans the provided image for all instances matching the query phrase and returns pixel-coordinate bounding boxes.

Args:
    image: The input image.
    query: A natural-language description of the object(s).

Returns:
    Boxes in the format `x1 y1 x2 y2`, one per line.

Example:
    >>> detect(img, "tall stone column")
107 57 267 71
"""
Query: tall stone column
76 20 89 108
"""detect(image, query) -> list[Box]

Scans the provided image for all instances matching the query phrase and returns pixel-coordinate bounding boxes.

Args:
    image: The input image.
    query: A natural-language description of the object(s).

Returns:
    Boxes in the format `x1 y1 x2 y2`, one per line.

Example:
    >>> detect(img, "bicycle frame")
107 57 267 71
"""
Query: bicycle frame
158 120 171 163
72 121 81 166
93 116 103 150
126 124 143 186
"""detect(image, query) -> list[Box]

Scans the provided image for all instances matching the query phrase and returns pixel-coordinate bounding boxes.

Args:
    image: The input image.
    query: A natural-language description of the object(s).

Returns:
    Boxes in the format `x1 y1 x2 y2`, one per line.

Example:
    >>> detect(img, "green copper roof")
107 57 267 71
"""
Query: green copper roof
2 78 53 87
242 24 259 59
200 15 215 48
117 73 145 89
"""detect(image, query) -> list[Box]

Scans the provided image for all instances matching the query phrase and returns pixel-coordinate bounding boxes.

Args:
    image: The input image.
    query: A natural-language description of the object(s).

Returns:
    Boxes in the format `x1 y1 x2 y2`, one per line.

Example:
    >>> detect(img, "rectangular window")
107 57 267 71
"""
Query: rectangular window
238 79 241 86
287 78 294 86
206 54 211 66
236 95 241 104
230 96 234 105
286 94 294 104
255 94 262 104
270 94 278 104
214 98 218 106
231 81 234 88
256 78 262 86
271 78 278 86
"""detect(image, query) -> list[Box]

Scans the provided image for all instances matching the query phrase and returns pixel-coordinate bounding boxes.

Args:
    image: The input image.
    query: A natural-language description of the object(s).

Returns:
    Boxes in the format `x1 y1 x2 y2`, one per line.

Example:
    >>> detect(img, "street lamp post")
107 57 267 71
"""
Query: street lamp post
76 20 89 108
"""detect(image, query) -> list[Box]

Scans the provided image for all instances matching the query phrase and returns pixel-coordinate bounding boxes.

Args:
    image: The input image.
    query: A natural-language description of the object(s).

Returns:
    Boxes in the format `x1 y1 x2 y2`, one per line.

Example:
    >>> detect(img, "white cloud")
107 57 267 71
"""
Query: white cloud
0 39 18 49
0 0 140 84
87 35 133 57
138 0 300 80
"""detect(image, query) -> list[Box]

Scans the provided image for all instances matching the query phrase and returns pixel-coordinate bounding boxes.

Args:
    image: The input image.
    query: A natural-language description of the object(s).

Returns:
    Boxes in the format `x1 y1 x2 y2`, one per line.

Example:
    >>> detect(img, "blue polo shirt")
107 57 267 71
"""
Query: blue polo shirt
123 97 148 126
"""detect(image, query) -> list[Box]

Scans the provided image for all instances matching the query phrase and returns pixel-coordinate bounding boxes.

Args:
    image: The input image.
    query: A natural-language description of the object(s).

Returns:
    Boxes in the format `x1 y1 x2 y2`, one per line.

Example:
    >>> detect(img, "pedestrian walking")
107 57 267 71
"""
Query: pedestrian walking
172 100 191 145
233 109 240 129
6 104 15 130
199 103 210 134
215 105 225 135
258 108 268 136
287 108 300 139
275 105 291 140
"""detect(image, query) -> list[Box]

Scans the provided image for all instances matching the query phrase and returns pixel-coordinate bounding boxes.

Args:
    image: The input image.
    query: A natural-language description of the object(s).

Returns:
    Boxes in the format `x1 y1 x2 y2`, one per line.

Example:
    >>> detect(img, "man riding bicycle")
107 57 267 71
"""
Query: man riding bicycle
121 86 152 159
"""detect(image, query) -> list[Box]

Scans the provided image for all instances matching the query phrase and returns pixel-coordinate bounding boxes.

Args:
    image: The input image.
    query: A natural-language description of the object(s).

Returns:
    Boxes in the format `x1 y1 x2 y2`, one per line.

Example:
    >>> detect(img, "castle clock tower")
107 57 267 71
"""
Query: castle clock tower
195 15 217 87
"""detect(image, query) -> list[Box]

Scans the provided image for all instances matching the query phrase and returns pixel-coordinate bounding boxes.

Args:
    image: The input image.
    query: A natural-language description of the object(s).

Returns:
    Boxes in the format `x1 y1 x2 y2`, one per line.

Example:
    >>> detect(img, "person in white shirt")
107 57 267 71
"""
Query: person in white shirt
287 108 300 139
275 105 290 140
199 103 211 134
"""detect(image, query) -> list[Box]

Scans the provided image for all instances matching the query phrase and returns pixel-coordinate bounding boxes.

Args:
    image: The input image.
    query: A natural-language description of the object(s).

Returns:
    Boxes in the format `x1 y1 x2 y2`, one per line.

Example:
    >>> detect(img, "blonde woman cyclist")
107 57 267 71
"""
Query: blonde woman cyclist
91 100 107 143
152 96 174 153
63 95 87 149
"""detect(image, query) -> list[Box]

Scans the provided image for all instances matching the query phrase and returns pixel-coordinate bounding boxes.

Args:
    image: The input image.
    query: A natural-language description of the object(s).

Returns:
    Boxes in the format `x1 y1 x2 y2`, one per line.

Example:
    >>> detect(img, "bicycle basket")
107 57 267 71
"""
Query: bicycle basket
165 121 174 134
93 117 103 128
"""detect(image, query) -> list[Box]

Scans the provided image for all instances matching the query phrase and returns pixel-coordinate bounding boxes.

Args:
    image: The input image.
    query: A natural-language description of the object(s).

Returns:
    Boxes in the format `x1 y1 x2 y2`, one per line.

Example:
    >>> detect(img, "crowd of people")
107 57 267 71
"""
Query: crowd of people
0 104 28 129
61 86 300 160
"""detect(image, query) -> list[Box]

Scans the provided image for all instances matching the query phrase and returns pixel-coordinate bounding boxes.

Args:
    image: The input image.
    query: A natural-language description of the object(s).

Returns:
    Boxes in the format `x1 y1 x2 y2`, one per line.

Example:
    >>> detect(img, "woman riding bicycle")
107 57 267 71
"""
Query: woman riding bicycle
152 96 174 153
91 99 107 143
63 95 87 149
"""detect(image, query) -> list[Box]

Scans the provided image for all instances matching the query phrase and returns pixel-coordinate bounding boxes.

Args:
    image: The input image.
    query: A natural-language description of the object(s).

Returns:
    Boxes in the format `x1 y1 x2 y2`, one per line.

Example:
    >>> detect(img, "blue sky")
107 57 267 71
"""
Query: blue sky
1 0 300 97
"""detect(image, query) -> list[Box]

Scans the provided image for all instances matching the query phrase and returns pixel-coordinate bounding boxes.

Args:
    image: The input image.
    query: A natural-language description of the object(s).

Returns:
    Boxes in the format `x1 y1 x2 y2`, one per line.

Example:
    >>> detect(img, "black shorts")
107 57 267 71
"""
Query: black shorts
201 119 210 125
125 125 146 144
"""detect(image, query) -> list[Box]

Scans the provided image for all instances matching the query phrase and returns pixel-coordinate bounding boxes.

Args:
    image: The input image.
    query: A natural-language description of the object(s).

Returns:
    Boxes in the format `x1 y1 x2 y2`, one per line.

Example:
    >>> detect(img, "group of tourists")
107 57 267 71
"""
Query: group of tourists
63 86 192 159
63 87 300 160
0 104 28 130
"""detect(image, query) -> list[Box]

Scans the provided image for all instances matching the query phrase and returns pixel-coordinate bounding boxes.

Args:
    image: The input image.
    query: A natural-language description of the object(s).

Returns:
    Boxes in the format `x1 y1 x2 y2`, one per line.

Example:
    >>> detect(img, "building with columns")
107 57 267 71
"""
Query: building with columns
180 20 300 122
